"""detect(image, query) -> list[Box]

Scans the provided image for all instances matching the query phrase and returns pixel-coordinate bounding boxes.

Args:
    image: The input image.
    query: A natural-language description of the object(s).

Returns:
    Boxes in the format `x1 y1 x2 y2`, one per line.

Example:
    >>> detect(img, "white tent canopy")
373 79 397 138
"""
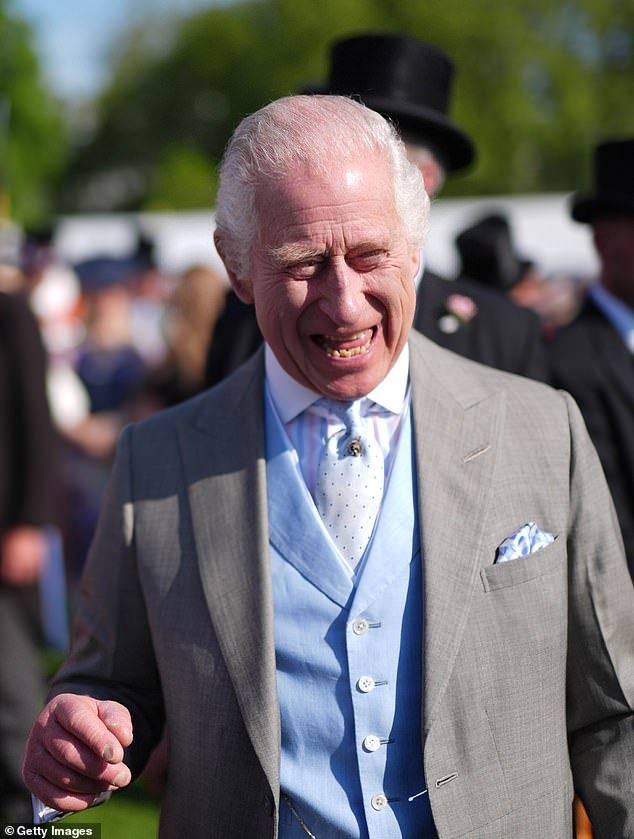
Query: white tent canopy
54 193 599 282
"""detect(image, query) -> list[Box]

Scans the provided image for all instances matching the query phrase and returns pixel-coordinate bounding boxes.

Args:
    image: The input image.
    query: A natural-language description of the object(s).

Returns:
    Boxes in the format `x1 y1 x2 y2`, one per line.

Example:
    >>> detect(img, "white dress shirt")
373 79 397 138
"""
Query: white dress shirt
264 344 410 499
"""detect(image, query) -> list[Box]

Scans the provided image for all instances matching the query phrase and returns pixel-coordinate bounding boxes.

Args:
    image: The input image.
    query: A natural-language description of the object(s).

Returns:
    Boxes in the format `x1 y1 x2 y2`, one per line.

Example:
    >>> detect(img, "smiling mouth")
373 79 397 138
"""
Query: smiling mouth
313 328 375 358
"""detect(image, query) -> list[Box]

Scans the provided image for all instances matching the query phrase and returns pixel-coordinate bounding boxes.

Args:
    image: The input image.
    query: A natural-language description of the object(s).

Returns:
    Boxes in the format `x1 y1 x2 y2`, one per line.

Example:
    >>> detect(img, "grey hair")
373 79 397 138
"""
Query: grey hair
214 94 430 279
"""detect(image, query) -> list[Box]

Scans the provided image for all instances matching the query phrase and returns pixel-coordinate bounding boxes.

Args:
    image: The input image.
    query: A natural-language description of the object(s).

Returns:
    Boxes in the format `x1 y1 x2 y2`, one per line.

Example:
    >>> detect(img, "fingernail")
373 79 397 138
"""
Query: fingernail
113 770 129 787
116 726 133 745
102 744 115 762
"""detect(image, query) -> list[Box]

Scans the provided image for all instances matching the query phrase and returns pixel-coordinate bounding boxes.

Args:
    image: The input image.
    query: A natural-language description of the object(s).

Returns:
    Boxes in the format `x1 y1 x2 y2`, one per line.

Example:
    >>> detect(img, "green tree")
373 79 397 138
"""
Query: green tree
143 145 218 210
0 0 67 224
60 0 634 212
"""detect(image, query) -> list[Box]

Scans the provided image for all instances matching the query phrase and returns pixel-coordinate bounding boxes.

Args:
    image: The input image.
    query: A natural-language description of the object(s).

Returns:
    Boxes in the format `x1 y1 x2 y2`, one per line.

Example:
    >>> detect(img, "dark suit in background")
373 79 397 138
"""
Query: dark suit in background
549 296 634 574
548 137 634 579
0 291 56 823
414 270 547 380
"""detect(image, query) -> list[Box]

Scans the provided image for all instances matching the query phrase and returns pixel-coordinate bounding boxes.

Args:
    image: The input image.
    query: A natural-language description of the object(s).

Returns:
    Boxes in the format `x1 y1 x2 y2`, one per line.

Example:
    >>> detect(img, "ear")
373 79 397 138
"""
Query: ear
214 229 254 304
415 157 443 198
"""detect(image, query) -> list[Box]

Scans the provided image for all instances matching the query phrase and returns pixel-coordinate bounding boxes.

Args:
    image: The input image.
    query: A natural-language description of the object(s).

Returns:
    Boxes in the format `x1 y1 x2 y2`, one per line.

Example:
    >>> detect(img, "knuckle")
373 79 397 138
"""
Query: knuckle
49 735 85 768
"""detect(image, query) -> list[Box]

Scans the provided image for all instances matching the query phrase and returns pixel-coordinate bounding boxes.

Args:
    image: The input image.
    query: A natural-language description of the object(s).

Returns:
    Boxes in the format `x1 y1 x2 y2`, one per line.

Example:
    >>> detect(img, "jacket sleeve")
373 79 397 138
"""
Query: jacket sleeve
564 391 634 837
49 424 164 777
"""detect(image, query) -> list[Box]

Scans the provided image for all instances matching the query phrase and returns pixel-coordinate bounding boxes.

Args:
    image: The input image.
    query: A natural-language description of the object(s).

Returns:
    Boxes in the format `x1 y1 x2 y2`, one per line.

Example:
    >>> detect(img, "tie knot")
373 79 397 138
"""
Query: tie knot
315 398 369 459
317 398 364 436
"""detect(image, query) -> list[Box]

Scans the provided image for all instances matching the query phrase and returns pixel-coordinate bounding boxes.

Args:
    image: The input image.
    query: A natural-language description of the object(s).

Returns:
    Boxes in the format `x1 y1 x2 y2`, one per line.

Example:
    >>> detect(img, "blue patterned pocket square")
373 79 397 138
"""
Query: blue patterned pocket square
495 522 555 564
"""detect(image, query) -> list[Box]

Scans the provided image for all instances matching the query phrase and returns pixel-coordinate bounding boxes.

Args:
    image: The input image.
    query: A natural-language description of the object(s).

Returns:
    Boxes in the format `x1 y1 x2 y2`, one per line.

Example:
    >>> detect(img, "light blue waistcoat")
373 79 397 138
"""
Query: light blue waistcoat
265 391 437 838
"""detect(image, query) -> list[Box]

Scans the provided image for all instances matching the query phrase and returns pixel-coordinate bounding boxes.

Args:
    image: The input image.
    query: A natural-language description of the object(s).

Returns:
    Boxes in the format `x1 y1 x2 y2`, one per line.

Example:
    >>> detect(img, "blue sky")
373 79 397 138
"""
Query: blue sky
10 0 221 100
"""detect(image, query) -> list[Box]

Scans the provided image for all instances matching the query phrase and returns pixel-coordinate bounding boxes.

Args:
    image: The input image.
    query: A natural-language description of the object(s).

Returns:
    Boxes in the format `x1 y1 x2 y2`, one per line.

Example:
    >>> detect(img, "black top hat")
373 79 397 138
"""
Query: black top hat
323 33 475 172
455 213 532 291
571 137 634 223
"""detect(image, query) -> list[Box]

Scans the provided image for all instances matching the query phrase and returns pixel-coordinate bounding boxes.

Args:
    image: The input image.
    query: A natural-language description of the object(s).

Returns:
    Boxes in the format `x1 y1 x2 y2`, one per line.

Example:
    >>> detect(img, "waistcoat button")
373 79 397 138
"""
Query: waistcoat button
352 617 369 635
357 675 375 693
363 734 381 752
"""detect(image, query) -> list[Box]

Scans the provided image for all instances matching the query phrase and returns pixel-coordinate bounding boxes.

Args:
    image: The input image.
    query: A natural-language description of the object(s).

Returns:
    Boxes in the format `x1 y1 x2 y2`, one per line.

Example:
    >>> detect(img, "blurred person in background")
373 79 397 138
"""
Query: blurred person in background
73 256 147 418
61 256 149 588
205 33 548 386
20 225 91 434
128 233 173 369
454 211 582 334
147 263 227 408
0 287 56 824
548 137 634 579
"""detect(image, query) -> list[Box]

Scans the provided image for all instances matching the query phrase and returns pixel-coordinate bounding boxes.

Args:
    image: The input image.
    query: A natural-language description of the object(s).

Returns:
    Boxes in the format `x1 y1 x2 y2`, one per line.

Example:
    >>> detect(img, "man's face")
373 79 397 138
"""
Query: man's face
594 217 634 310
236 153 419 400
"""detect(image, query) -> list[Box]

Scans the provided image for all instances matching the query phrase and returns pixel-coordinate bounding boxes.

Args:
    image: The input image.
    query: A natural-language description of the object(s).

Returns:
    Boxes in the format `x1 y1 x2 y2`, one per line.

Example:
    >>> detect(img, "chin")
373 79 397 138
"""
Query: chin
315 370 384 401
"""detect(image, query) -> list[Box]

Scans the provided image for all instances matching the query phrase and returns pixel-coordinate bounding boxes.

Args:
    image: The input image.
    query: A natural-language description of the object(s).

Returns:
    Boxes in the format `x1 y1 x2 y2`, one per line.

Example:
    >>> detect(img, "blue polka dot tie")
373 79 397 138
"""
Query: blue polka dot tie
314 399 384 569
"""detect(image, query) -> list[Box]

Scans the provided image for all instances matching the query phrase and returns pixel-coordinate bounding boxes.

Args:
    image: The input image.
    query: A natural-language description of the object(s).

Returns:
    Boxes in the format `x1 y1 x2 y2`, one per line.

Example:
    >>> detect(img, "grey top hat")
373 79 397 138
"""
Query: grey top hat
571 137 634 223
321 33 475 172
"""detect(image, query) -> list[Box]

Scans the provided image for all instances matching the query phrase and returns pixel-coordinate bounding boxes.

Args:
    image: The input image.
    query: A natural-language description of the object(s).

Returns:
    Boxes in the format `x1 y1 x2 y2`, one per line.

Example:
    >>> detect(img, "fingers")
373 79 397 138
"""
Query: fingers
51 696 133 763
98 700 134 752
23 694 133 812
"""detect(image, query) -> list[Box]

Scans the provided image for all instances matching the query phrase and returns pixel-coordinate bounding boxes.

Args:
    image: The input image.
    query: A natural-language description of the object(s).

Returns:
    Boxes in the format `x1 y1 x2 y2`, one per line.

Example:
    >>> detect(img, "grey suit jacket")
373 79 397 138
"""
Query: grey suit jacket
53 331 634 838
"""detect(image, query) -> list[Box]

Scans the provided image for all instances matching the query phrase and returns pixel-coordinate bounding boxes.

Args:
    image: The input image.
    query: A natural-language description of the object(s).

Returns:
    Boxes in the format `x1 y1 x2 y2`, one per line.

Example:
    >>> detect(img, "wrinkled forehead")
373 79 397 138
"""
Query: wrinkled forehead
253 151 396 220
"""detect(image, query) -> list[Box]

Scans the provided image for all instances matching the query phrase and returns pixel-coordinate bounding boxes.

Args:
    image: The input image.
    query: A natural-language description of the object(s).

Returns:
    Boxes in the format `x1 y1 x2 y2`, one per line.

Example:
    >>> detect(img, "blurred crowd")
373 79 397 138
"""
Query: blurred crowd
0 222 230 822
1 32 633 839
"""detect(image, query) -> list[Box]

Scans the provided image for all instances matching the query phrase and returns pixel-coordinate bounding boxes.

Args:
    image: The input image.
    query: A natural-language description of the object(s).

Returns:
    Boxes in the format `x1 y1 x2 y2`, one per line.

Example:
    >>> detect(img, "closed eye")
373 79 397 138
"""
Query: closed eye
347 250 387 272
283 257 326 279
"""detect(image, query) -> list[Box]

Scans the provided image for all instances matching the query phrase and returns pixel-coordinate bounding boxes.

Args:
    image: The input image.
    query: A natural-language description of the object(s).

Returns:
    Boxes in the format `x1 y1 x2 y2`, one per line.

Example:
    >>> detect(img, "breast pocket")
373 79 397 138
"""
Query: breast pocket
476 535 568 666
480 536 564 593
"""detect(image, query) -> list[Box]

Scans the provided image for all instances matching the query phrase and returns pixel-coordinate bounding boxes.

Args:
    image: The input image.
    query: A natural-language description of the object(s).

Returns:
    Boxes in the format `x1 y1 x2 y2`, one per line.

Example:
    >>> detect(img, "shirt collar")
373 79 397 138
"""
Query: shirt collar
591 284 634 352
264 342 410 424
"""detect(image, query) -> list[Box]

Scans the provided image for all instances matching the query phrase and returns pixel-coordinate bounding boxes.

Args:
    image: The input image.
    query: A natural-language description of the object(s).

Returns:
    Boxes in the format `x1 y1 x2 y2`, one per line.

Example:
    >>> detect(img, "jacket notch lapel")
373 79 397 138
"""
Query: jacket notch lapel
409 336 505 732
178 355 281 804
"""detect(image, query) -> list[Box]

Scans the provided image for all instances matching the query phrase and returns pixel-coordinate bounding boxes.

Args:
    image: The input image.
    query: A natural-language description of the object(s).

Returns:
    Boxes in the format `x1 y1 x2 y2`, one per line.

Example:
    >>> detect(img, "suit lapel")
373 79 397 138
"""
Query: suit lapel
409 334 505 732
177 351 280 802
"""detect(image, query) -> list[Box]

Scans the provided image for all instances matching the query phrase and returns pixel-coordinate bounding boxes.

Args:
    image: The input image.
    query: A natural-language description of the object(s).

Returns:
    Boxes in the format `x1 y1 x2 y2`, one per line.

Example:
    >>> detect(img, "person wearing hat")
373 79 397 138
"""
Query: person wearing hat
205 33 548 387
62 256 149 585
548 137 634 578
454 212 534 292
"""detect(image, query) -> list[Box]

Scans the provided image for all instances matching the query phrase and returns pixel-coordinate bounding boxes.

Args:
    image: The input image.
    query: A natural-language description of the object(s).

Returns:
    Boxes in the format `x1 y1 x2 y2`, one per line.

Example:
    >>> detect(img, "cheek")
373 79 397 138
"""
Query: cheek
386 277 417 316
255 279 310 328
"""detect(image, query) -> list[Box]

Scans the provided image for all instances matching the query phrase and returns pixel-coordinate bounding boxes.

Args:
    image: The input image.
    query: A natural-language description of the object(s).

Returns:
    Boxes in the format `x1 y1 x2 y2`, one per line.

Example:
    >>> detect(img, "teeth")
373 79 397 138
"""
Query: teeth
323 331 367 342
321 330 373 358
329 344 370 358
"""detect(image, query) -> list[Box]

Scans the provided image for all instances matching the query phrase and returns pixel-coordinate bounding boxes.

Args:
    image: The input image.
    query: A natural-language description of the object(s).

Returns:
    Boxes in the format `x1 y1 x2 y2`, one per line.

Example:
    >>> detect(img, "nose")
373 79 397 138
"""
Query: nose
318 258 365 326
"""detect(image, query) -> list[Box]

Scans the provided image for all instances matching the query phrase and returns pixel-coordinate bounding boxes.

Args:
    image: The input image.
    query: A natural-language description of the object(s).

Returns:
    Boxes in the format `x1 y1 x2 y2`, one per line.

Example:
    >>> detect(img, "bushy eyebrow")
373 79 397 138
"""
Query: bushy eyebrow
267 243 326 266
268 240 390 266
